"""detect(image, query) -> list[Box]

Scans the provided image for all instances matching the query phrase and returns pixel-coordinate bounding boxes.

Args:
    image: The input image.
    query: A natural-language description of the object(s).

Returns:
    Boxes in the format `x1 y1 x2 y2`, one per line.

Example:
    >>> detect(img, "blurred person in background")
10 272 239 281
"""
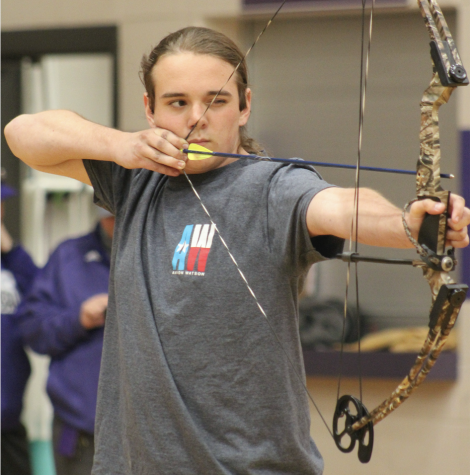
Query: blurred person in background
1 168 38 475
18 208 114 475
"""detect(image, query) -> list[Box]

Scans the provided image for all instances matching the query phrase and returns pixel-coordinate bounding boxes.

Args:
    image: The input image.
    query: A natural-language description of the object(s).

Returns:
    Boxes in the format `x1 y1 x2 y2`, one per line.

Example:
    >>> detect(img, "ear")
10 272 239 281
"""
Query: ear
143 93 156 128
239 88 252 127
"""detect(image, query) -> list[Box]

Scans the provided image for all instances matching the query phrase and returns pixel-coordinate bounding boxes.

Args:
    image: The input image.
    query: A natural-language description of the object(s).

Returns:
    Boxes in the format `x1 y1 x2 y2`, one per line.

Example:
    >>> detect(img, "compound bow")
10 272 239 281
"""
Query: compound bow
332 0 468 463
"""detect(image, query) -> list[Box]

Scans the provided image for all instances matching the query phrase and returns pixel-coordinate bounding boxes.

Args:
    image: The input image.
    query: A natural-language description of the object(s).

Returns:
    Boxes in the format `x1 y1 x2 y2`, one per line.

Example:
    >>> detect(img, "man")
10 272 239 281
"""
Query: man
1 170 37 475
5 27 470 475
18 209 114 475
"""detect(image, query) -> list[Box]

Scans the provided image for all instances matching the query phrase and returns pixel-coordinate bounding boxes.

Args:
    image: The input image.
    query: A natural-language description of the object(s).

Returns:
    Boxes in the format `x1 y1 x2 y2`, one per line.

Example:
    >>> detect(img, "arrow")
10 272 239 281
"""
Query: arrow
182 144 454 179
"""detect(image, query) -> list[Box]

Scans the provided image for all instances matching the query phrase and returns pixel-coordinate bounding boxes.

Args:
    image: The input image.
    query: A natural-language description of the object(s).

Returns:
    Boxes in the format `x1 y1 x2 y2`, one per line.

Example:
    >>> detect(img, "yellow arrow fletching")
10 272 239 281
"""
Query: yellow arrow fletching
185 143 214 161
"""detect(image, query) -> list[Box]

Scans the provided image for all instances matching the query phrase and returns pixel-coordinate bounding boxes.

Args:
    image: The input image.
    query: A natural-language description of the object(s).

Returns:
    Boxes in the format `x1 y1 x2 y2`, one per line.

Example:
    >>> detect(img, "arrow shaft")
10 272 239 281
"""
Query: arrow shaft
182 149 453 179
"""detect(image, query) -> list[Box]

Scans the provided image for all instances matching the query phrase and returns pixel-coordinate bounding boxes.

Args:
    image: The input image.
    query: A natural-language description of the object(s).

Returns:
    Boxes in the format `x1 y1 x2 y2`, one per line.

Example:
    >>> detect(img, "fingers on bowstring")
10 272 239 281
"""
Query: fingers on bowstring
135 129 188 175
148 128 189 162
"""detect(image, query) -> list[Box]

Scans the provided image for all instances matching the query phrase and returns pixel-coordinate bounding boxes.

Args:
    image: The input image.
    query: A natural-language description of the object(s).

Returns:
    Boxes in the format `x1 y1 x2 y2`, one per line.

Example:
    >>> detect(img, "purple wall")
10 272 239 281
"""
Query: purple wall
462 130 470 287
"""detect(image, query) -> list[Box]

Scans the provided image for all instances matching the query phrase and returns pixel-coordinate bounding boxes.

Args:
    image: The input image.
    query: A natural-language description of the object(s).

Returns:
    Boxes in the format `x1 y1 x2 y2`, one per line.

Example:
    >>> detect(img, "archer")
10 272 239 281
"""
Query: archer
5 26 470 474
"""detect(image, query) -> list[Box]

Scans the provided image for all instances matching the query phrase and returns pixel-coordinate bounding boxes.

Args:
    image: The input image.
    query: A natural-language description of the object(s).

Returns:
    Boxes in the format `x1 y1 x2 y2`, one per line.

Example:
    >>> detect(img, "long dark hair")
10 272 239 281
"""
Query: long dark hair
140 27 263 154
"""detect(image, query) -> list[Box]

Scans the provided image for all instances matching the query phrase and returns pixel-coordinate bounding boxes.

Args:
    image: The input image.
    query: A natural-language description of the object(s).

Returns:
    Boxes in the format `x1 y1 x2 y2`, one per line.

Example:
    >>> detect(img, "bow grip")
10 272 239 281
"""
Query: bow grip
417 192 455 271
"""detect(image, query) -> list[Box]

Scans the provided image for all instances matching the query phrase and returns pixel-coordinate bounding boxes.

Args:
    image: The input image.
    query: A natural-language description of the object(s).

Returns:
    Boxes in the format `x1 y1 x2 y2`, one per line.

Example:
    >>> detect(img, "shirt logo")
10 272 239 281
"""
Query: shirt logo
172 224 215 276
84 250 102 263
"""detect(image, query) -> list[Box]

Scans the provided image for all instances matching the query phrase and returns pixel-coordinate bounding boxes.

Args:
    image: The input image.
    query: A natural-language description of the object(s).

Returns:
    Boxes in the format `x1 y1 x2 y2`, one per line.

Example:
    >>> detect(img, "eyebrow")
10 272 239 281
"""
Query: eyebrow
160 90 233 99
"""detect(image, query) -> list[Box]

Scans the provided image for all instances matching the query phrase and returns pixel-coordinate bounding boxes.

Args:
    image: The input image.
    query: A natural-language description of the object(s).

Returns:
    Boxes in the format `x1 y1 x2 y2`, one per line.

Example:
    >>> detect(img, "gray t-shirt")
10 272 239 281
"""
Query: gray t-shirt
84 158 343 475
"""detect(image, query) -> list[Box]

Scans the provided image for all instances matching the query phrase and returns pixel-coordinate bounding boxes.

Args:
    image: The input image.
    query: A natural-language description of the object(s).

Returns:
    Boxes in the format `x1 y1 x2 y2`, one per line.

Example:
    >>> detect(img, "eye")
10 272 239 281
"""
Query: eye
170 100 186 108
206 97 227 107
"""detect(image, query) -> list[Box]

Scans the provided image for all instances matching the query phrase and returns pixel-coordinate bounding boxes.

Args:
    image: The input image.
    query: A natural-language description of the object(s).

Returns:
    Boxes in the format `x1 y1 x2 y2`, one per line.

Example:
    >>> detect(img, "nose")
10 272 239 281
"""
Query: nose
187 102 209 134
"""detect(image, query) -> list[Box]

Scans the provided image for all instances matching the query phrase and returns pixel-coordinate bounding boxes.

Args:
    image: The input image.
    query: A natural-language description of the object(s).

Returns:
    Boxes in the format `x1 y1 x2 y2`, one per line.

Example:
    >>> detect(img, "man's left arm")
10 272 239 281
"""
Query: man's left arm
306 187 470 249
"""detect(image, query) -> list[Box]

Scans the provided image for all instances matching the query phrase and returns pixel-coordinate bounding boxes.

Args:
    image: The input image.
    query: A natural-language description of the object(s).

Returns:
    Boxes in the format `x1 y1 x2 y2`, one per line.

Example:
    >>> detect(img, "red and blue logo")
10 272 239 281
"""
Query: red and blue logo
172 224 216 275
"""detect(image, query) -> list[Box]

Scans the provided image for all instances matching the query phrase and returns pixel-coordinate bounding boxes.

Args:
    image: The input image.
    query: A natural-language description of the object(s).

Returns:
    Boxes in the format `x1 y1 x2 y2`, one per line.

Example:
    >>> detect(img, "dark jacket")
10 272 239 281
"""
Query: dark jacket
1 245 38 430
19 225 110 434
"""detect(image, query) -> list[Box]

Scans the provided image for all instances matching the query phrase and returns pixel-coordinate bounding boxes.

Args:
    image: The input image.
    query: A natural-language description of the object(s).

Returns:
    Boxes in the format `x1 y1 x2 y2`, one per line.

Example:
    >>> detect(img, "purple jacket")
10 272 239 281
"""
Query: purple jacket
1 245 38 430
18 225 110 434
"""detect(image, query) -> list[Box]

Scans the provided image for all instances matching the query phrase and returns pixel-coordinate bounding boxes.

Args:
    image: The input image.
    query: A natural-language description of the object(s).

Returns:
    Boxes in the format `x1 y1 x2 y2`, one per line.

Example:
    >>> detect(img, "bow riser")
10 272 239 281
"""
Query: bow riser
417 74 454 259
417 75 453 197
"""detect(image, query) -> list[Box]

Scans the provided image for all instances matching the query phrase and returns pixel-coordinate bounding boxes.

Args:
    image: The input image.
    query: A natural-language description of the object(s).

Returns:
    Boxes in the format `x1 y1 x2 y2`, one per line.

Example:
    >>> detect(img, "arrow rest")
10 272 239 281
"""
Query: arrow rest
333 395 374 463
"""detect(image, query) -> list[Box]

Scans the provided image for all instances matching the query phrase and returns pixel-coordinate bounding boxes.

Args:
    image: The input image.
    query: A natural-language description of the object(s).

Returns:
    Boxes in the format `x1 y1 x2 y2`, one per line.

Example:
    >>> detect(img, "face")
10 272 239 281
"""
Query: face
144 52 251 174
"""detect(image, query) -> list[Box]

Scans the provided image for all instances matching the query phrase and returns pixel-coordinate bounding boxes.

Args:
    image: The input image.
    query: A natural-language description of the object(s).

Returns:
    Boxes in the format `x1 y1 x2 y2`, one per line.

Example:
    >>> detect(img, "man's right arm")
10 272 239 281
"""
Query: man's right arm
4 110 188 184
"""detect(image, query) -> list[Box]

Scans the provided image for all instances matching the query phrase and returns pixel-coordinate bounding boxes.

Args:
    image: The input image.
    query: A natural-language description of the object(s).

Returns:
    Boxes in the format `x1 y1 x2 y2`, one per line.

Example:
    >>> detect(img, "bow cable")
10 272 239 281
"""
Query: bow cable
338 0 376 408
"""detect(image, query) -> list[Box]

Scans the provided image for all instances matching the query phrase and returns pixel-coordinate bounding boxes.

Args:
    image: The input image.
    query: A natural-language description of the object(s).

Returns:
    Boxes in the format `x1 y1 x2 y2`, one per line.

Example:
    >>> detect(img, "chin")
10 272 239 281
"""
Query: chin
183 162 209 175
184 157 227 174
